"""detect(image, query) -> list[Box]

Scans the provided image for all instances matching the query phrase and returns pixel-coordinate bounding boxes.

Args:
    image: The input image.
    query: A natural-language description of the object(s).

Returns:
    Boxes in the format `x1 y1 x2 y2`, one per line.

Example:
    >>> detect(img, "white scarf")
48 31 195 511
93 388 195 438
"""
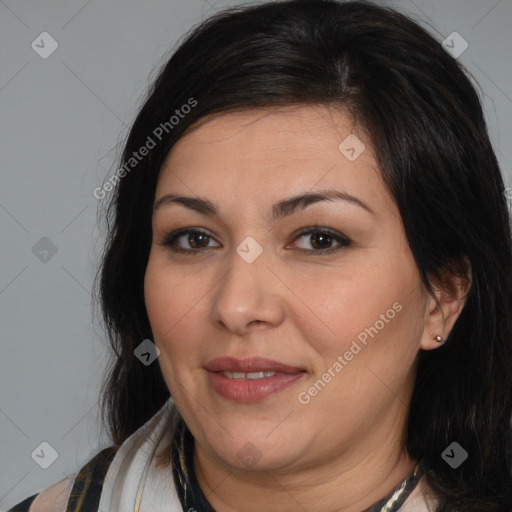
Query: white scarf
97 397 183 512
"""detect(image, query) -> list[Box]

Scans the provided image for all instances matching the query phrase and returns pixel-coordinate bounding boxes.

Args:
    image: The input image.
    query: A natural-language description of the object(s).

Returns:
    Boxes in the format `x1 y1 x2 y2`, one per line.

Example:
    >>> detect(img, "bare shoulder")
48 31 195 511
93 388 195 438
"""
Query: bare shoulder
28 477 74 512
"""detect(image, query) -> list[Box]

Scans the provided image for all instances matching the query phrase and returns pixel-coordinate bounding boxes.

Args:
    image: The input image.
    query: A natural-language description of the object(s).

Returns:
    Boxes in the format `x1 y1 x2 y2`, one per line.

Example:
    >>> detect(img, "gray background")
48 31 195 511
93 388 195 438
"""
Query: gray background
1 0 511 509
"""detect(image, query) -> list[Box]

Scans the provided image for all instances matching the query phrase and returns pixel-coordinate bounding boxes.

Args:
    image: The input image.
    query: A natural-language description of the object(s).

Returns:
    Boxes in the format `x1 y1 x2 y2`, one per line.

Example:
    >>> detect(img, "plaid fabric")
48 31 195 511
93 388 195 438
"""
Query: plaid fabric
7 494 38 512
66 447 117 512
7 447 117 512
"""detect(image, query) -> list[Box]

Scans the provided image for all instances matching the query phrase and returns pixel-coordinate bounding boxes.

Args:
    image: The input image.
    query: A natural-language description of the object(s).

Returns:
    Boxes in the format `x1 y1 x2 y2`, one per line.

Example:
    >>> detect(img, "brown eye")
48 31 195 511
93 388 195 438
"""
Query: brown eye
160 228 220 254
291 228 351 254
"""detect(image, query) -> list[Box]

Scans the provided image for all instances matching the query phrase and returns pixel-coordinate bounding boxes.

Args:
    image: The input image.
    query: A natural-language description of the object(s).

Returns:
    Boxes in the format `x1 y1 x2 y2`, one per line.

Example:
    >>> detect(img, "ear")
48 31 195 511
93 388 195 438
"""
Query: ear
420 257 472 351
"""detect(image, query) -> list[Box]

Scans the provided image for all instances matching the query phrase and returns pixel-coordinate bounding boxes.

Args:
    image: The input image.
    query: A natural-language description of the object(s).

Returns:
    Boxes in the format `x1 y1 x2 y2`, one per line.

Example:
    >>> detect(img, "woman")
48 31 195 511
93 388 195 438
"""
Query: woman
9 0 512 511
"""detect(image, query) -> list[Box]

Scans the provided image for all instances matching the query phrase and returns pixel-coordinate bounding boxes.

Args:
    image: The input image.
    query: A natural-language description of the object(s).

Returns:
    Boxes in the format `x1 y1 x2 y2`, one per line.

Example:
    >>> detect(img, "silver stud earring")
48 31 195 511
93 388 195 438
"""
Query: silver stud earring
433 335 444 343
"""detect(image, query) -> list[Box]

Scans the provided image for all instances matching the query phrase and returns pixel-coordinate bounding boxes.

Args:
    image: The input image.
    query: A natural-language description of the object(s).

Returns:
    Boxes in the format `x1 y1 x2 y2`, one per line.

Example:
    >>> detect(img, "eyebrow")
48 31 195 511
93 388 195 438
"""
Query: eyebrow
153 189 375 219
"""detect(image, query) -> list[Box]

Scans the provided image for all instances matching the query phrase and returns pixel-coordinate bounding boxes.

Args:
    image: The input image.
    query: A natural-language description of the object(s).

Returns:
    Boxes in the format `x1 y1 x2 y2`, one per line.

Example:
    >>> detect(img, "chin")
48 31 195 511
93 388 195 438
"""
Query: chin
202 424 308 472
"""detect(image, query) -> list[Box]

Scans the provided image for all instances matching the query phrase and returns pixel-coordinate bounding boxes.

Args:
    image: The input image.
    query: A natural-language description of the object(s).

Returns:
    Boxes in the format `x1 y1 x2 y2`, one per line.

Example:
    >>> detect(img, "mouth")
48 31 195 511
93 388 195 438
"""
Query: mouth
204 356 305 374
219 370 281 380
204 357 306 402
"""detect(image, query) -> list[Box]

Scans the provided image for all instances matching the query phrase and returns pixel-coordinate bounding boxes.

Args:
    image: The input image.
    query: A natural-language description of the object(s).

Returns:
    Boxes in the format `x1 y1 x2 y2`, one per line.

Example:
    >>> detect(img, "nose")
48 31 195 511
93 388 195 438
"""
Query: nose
209 243 286 335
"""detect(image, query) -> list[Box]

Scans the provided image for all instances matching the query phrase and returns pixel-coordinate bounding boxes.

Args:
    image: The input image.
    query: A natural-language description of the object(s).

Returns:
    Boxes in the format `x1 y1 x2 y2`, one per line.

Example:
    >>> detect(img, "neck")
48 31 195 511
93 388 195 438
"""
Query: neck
193 424 418 512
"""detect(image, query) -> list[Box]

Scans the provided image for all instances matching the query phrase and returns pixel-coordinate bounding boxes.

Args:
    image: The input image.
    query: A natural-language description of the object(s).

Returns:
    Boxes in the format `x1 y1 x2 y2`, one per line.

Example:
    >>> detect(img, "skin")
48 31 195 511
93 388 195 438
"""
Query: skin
144 105 467 512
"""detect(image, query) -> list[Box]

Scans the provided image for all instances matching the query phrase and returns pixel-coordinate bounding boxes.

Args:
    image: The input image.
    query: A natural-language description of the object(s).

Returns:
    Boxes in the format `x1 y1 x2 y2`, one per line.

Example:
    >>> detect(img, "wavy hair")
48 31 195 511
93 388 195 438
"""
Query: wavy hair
94 1 512 510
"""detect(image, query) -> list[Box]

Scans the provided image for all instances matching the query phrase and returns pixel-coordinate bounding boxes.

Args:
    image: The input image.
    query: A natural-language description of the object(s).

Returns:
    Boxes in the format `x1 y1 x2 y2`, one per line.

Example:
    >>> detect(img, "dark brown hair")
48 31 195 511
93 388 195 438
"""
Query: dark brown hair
95 1 512 510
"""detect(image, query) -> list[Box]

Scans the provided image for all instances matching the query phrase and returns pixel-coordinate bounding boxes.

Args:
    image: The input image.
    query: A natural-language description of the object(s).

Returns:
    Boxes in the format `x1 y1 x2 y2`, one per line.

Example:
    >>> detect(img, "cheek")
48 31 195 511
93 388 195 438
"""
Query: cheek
299 257 426 404
144 253 200 337
303 260 419 354
144 255 196 358
144 252 220 382
296 273 424 424
143 260 196 399
144 260 173 337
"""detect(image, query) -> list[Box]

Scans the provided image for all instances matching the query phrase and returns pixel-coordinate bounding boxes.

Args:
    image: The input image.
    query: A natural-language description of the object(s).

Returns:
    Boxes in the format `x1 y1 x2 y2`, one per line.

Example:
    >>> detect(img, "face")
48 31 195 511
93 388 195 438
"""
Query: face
144 105 432 474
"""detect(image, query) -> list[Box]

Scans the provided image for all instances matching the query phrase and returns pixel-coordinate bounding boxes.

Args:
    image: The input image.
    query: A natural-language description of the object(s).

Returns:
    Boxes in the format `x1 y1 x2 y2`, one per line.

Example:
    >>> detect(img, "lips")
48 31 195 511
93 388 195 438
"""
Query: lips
204 357 306 402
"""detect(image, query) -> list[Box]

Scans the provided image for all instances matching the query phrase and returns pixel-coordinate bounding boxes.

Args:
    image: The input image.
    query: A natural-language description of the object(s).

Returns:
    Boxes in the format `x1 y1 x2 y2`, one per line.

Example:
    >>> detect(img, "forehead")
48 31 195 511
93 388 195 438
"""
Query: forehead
156 106 392 215
164 105 365 166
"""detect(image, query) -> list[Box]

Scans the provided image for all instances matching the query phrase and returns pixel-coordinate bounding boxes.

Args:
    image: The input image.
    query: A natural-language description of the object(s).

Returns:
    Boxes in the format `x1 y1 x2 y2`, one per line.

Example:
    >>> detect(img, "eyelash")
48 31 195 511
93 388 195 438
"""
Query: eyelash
158 226 351 256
